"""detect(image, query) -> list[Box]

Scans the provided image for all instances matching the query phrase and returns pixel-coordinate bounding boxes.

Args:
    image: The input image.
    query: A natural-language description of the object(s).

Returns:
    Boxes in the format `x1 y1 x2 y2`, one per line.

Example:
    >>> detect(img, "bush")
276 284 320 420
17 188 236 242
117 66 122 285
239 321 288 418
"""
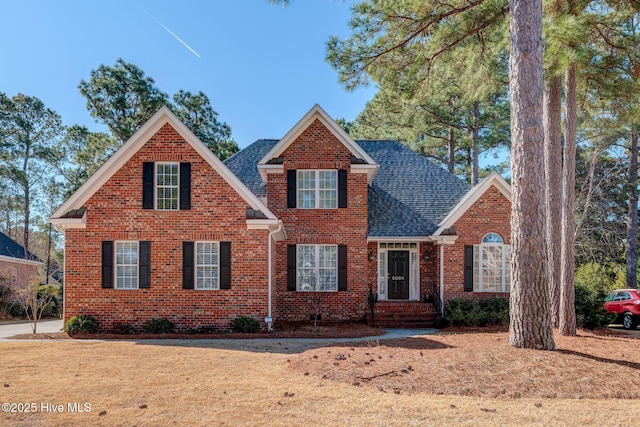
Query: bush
231 316 260 333
144 317 175 334
65 315 99 335
444 297 510 327
575 262 623 295
575 283 616 329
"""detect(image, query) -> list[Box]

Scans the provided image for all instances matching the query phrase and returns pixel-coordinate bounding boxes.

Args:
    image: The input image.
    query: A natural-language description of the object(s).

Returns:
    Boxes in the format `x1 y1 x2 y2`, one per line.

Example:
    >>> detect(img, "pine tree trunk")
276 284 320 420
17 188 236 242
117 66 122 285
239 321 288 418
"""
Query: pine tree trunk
626 129 639 289
543 74 563 327
471 101 480 185
448 129 455 174
560 64 577 336
508 0 555 350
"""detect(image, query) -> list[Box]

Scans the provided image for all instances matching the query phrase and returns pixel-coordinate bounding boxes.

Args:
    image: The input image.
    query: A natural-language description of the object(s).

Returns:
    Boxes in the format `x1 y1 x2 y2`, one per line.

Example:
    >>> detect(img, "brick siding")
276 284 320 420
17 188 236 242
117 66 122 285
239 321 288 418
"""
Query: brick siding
64 123 270 332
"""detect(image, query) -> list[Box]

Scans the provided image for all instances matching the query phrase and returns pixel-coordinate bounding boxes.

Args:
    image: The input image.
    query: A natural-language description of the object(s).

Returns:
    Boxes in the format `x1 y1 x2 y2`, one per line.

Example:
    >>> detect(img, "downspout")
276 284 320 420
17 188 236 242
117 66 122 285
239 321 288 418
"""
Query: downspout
439 240 445 314
266 222 282 331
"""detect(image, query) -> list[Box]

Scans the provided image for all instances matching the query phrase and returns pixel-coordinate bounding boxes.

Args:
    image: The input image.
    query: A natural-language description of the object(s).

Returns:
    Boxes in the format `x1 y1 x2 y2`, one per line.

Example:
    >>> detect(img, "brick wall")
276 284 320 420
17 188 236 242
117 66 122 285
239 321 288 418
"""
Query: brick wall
0 260 40 290
269 119 370 322
64 123 270 332
442 185 511 302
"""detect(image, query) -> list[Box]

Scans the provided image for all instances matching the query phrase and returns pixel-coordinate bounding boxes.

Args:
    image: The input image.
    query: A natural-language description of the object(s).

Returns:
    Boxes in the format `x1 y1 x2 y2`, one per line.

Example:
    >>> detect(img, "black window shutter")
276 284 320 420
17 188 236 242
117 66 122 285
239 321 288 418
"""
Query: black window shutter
139 241 151 289
287 245 296 291
101 241 114 288
182 241 194 289
338 170 347 208
464 245 474 292
287 170 296 208
338 244 347 291
180 162 191 210
142 162 154 209
220 242 231 289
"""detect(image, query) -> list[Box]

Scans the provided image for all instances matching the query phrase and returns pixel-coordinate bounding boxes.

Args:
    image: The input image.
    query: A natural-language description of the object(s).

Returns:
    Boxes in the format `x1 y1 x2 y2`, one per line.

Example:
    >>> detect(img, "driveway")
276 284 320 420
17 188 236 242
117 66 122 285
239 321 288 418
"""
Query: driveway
0 319 63 339
608 324 640 338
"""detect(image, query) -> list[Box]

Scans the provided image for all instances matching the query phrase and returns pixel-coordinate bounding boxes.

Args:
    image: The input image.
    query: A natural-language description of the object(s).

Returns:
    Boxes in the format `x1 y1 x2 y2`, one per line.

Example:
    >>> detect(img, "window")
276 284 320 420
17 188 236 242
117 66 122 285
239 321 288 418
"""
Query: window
12 268 17 284
297 170 337 209
296 245 338 291
195 242 219 290
473 233 511 292
156 163 179 210
143 162 191 210
115 241 139 289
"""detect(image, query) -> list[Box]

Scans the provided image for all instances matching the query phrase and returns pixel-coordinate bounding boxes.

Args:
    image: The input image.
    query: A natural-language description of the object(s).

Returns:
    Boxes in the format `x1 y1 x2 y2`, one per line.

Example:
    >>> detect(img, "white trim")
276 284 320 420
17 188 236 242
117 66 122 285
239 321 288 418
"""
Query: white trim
50 211 87 230
114 241 139 290
155 162 180 211
296 244 339 292
434 172 511 236
51 106 278 223
0 255 43 267
376 242 420 301
257 104 379 184
296 169 338 209
194 241 220 291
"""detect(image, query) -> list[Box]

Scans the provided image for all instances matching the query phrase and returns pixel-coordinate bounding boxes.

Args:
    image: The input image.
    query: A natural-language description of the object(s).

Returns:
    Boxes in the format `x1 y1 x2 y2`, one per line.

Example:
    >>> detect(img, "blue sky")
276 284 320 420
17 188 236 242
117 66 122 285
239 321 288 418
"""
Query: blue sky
0 0 376 148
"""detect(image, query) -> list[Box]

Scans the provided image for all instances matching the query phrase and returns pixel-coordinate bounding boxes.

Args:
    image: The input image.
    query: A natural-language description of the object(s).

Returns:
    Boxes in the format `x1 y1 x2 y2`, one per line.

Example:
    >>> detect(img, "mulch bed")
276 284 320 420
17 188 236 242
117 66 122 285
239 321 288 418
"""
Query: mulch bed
9 322 383 340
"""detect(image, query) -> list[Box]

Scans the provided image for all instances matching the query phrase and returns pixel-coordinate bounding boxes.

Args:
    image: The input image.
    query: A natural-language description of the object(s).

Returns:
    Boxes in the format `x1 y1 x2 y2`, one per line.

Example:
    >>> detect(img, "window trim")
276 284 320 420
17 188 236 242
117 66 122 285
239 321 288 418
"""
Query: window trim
296 244 338 292
155 162 180 211
297 170 338 209
194 241 220 291
473 233 511 293
114 241 139 290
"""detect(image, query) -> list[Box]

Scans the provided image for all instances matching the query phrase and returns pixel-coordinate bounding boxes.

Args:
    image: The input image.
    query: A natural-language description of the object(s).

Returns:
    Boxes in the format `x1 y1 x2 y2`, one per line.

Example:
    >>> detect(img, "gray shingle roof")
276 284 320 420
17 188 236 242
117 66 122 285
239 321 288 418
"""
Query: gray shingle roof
225 139 470 237
224 139 278 199
358 140 469 236
0 231 41 261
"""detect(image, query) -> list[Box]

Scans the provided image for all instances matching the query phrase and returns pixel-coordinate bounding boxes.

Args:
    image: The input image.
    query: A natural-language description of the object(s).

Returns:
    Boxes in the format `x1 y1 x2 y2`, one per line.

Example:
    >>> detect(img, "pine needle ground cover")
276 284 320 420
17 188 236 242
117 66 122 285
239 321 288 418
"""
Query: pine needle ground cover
2 330 640 426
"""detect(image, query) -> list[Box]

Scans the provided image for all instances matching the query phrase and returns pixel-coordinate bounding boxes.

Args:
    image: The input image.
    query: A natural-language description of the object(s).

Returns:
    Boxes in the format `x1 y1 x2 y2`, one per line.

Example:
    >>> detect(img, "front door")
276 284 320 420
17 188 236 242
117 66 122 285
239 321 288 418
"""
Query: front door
388 250 409 299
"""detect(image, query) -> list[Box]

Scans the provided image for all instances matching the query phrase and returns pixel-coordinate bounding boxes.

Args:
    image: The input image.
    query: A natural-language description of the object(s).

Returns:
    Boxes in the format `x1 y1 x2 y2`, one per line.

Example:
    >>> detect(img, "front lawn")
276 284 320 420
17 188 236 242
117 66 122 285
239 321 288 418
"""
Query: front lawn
1 330 639 426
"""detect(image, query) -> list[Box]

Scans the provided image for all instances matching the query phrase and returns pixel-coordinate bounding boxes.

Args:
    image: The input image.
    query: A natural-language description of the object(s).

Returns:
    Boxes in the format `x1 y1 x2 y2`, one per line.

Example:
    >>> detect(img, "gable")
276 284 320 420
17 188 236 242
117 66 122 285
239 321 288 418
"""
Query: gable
51 106 280 230
257 104 378 183
433 172 512 236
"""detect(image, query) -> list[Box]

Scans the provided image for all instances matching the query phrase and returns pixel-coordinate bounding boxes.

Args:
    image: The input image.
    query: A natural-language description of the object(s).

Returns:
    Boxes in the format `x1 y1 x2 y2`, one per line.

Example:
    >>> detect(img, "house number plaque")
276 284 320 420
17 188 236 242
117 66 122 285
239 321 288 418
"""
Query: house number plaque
391 276 404 281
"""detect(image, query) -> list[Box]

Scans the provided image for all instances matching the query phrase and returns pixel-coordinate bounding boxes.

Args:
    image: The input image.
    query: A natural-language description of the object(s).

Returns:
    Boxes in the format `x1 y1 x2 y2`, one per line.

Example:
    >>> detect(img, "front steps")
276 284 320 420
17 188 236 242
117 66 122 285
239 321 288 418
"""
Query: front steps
369 300 438 328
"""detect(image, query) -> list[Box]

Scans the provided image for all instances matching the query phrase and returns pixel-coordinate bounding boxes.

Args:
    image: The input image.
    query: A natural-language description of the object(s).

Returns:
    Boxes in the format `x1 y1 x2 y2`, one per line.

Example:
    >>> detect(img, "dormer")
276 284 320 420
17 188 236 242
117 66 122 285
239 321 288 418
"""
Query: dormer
257 104 379 184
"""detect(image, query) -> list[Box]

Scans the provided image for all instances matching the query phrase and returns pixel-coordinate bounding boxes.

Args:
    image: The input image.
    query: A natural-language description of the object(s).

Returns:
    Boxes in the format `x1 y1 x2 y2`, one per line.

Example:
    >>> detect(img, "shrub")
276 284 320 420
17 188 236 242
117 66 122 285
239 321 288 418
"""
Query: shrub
575 283 616 329
231 316 260 333
65 315 99 335
144 317 175 334
575 262 623 295
444 297 509 327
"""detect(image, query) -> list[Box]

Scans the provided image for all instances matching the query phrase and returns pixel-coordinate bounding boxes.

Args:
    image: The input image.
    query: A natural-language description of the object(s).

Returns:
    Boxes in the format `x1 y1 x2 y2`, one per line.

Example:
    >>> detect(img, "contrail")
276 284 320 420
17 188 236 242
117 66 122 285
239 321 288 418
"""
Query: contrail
133 1 201 58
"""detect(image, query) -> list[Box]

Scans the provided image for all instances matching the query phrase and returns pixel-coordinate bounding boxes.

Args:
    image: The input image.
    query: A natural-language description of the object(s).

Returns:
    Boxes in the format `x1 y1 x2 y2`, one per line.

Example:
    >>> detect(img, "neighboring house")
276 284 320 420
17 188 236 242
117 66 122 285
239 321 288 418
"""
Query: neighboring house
50 104 511 331
0 231 43 289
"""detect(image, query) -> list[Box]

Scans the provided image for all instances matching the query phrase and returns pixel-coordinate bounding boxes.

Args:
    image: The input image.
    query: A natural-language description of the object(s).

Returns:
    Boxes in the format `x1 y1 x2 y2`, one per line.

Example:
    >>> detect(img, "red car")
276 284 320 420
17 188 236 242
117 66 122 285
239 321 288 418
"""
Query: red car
603 289 640 329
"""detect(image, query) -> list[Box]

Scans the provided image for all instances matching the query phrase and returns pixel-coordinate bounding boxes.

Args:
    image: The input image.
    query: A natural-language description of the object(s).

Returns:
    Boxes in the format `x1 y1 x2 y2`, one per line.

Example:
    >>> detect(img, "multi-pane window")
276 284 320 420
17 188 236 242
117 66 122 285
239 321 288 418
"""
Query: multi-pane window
195 242 219 290
297 170 337 209
473 233 511 292
115 241 138 289
296 244 338 291
156 163 179 210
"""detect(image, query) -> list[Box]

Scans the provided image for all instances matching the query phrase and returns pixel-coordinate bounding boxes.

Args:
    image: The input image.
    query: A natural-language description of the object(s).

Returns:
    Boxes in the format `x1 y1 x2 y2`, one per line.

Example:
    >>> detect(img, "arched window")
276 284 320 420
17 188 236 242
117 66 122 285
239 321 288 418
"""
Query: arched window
472 232 510 292
482 233 503 244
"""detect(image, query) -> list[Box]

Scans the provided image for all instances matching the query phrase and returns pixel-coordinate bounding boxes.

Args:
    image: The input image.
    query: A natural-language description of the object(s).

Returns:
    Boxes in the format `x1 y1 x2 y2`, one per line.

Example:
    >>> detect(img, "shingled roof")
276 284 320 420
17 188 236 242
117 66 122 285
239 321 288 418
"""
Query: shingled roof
0 231 41 262
225 139 470 237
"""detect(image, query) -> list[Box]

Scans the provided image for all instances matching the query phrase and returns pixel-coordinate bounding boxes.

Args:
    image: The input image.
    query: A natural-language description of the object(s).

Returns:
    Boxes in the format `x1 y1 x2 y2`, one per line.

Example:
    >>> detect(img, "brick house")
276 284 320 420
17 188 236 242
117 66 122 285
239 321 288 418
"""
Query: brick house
50 105 511 331
0 231 43 290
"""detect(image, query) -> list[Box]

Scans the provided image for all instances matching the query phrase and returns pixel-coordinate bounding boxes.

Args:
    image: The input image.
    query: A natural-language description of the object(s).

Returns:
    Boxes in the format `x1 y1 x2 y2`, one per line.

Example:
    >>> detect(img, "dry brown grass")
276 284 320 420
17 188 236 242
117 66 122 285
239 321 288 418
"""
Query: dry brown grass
1 330 640 426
